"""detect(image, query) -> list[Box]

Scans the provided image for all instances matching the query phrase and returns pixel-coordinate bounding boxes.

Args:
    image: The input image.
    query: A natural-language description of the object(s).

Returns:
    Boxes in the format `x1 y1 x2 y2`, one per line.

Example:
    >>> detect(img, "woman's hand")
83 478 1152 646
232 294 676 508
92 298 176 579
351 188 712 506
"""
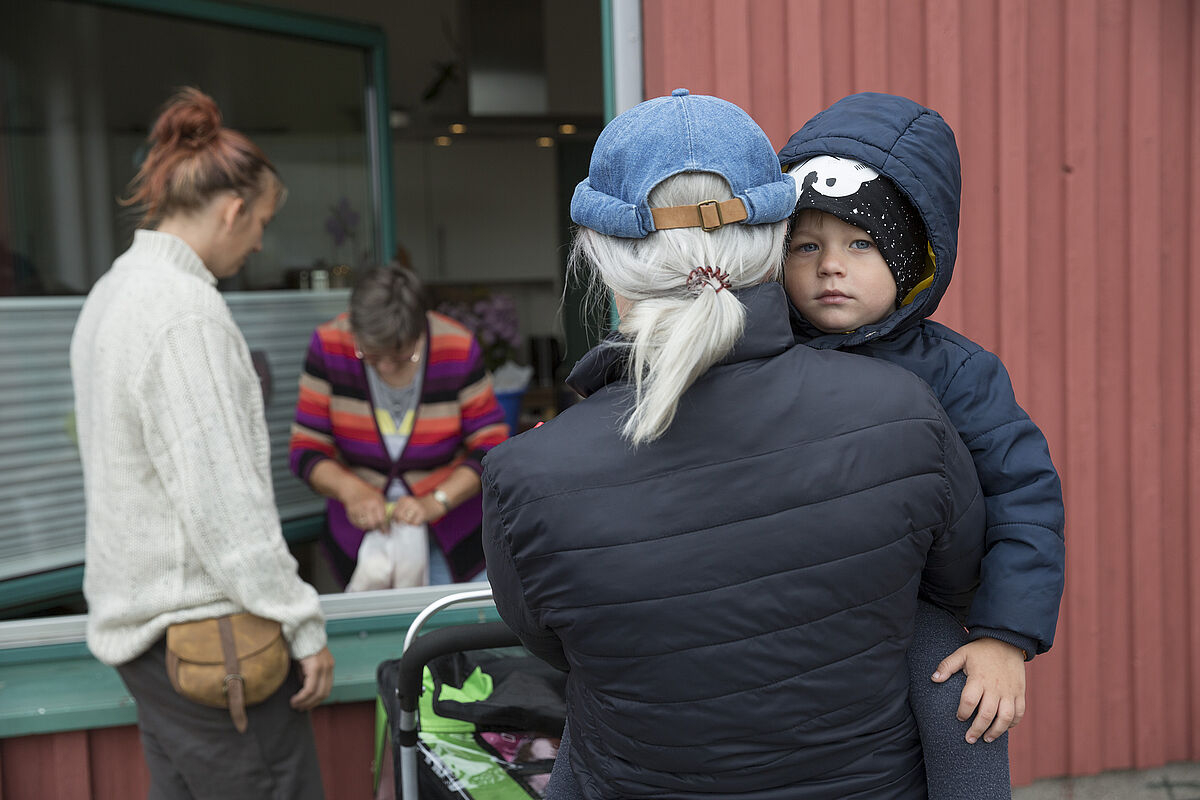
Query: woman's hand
391 494 446 526
290 646 335 711
931 637 1027 744
342 481 387 531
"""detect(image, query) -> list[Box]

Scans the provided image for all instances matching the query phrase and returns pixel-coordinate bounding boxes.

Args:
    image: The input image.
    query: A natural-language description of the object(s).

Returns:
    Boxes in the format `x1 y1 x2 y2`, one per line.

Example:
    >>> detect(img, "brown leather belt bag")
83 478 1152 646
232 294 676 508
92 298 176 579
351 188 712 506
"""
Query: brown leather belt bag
165 613 290 733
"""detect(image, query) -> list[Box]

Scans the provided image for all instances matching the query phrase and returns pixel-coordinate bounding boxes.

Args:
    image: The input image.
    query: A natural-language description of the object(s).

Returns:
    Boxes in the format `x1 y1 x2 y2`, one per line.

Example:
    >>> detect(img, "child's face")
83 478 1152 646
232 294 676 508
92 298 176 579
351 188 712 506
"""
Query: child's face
784 210 898 333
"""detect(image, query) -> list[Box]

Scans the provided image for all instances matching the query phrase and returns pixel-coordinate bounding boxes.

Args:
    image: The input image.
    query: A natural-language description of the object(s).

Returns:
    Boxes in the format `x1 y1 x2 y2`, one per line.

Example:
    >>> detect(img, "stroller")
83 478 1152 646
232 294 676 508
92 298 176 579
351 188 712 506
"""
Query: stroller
376 589 567 800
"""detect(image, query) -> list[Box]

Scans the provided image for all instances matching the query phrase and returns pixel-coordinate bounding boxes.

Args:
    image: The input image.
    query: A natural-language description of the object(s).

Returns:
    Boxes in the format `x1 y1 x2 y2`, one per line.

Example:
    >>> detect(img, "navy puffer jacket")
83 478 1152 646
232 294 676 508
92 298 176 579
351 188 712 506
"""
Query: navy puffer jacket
483 283 986 800
778 93 1065 657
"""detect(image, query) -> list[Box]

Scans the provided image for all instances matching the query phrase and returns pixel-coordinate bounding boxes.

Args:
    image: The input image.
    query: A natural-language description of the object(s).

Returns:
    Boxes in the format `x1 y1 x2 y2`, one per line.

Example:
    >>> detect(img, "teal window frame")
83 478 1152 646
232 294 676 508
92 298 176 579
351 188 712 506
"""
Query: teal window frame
86 0 397 262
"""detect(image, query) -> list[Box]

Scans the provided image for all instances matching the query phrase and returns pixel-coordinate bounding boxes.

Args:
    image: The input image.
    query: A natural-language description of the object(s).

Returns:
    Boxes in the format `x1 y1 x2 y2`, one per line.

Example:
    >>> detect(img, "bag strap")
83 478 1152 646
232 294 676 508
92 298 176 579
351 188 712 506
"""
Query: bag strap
218 616 249 733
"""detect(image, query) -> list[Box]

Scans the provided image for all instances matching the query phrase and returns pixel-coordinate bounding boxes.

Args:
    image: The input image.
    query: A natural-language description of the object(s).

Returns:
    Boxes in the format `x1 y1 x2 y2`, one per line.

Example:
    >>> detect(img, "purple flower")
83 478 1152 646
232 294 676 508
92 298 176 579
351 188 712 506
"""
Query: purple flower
437 292 521 371
324 196 360 247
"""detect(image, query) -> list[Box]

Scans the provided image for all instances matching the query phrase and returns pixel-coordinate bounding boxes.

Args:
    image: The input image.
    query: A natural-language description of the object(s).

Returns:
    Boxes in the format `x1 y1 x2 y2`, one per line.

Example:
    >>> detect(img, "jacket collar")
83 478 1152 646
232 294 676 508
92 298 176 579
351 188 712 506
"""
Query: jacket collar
566 282 794 398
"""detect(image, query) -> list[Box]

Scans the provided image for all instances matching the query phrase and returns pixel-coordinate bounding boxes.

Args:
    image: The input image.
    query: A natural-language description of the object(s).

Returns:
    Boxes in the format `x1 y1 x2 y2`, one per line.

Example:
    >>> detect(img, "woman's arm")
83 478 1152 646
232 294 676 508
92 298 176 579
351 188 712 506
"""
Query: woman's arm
289 325 387 531
923 407 1022 747
289 329 339 482
481 467 568 671
141 313 327 660
455 337 510 469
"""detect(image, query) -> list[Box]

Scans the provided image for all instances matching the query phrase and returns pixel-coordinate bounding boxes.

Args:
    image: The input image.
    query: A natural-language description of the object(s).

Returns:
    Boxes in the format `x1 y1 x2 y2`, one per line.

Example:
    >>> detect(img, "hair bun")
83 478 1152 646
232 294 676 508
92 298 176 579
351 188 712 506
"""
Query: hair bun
151 87 222 150
124 86 275 225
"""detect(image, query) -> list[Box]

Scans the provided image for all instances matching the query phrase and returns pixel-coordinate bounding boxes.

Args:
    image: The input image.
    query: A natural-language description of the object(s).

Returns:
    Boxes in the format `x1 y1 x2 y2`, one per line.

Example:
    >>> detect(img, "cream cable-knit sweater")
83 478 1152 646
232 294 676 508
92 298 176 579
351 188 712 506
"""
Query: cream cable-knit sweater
71 230 326 666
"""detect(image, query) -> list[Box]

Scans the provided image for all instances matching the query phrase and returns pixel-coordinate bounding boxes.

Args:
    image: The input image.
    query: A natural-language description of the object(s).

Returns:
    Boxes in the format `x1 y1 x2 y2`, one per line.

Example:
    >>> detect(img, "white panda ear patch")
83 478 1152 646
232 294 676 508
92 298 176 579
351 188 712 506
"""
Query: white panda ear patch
789 155 880 201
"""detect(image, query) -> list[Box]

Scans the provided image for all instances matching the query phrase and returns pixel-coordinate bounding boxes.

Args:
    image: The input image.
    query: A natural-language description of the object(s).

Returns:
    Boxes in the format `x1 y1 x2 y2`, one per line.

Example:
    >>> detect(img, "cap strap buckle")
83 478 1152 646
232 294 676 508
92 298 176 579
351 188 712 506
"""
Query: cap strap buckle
697 200 723 231
650 198 749 232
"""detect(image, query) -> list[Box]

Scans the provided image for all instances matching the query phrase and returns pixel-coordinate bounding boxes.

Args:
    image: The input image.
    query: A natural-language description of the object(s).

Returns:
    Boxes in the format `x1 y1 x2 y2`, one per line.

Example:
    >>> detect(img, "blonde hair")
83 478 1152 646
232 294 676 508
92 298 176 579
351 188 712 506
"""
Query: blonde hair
570 172 787 445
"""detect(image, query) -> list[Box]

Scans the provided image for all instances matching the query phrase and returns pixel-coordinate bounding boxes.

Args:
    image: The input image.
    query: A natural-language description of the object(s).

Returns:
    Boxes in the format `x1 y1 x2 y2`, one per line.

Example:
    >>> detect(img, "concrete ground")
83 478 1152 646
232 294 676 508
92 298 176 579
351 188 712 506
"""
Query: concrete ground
1013 762 1200 799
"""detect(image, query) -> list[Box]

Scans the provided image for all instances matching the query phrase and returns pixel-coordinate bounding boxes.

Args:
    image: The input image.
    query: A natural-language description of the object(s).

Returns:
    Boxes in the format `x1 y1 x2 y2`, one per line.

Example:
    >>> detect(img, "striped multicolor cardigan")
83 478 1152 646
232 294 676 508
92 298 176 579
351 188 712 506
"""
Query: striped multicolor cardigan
289 311 508 581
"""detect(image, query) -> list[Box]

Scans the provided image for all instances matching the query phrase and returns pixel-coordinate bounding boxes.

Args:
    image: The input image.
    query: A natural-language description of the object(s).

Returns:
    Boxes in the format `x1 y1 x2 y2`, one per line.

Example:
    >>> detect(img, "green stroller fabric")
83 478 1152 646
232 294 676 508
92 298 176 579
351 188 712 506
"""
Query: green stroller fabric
376 645 566 799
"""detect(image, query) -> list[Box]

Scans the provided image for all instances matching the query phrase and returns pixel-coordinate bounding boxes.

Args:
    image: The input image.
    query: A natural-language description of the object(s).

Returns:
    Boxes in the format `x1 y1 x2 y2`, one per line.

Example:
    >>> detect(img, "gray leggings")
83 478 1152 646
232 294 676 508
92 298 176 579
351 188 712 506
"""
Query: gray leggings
908 599 1011 799
545 600 1010 799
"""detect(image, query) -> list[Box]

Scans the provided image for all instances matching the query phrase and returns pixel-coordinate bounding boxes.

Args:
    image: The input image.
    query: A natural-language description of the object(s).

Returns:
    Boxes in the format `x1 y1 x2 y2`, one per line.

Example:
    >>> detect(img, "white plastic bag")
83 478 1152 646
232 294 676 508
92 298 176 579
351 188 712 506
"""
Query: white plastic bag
346 522 430 591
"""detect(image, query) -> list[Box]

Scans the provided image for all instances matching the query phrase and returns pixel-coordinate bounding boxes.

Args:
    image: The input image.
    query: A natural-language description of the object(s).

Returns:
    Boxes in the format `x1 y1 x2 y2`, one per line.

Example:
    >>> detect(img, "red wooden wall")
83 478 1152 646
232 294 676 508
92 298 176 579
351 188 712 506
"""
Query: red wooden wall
644 0 1198 787
0 703 376 799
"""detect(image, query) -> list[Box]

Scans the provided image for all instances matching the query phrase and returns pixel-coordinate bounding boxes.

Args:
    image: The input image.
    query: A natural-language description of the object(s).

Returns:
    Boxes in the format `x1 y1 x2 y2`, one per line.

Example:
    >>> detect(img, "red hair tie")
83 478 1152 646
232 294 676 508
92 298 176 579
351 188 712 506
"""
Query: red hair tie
685 266 732 294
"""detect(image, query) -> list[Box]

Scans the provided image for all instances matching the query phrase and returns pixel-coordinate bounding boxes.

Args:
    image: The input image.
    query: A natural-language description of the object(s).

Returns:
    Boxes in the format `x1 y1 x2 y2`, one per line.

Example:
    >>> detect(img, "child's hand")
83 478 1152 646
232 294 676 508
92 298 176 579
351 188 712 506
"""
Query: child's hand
931 637 1026 744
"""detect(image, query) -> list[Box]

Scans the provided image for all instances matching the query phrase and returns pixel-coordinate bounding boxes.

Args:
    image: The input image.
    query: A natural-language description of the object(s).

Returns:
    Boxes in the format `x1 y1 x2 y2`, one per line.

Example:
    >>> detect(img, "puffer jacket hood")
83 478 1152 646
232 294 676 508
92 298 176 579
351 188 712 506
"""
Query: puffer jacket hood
778 92 961 346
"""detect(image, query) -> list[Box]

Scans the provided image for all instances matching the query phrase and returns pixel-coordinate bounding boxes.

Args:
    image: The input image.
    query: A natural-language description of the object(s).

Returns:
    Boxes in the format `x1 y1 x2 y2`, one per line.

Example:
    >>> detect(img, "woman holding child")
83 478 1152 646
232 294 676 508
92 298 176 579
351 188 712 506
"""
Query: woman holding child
482 89 988 799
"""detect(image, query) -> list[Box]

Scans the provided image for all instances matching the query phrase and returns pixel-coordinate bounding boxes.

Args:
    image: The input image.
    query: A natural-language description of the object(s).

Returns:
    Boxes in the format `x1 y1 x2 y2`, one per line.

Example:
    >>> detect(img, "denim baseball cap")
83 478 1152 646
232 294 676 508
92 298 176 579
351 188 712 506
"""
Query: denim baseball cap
571 89 796 238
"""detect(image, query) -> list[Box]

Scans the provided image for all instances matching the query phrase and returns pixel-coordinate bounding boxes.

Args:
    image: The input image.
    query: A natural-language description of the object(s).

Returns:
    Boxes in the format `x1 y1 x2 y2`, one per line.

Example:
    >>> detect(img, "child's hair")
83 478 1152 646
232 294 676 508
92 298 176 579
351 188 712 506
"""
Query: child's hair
570 171 787 446
349 264 429 352
122 87 284 227
791 208 837 232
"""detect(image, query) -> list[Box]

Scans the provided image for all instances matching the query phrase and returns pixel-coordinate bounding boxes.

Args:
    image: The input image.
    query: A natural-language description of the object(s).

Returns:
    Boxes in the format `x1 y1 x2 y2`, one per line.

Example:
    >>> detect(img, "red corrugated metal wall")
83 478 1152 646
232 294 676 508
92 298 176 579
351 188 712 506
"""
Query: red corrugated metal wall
643 0 1197 786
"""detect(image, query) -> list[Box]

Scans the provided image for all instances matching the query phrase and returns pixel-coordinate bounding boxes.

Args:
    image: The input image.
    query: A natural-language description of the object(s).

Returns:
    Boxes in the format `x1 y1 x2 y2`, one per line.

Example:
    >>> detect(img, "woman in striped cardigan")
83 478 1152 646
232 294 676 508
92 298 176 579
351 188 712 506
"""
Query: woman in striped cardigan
289 265 508 585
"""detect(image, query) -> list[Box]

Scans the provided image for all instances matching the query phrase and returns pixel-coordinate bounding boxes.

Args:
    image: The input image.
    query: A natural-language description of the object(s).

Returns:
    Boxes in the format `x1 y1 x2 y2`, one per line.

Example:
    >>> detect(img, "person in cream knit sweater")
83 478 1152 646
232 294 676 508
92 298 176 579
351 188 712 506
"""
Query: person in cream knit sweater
71 88 332 799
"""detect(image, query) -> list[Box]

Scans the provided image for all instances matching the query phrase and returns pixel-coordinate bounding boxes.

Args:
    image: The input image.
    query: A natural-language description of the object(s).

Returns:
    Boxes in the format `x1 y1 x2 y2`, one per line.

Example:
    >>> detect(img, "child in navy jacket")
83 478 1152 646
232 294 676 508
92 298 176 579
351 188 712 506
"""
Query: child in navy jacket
778 92 1065 799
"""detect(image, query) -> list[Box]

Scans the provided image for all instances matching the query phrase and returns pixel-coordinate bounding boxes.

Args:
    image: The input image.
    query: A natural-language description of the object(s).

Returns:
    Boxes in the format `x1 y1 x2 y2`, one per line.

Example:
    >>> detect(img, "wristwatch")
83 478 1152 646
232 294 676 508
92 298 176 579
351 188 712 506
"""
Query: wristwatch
432 488 451 511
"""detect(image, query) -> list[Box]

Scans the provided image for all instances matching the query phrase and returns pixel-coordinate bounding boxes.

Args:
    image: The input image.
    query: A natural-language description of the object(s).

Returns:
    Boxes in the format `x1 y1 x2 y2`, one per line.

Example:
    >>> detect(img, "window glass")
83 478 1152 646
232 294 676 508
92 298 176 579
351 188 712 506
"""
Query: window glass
0 1 378 296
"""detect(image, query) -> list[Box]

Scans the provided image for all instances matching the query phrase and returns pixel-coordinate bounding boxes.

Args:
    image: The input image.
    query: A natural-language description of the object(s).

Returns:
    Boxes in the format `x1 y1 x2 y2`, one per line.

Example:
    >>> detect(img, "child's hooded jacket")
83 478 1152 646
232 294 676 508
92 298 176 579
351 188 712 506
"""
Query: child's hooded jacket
778 92 1065 657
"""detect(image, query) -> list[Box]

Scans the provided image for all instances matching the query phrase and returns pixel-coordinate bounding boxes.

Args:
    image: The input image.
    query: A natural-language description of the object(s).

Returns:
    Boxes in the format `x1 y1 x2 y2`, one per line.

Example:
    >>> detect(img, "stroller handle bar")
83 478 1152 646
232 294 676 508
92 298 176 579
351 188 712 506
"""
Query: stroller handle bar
396 588 522 720
402 588 497 653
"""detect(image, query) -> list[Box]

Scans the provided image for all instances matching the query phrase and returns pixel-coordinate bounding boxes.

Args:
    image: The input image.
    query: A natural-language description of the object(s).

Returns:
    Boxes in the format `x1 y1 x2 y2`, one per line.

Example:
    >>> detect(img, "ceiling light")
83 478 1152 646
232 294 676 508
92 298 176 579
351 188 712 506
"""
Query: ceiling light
558 123 577 135
434 136 453 147
535 137 555 148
